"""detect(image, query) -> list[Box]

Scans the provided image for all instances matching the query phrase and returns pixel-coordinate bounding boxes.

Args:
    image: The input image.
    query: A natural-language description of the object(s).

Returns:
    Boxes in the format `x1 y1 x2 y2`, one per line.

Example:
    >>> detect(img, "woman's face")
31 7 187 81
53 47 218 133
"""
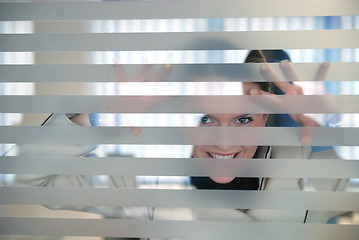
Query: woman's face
191 82 268 184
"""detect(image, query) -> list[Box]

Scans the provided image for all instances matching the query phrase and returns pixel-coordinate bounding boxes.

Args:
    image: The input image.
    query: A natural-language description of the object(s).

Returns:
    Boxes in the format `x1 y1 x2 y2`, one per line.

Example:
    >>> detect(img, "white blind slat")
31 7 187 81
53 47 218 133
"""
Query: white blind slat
1 95 359 113
1 156 358 178
0 218 358 240
1 126 359 146
1 30 358 52
1 63 359 83
1 0 358 238
1 187 358 211
0 0 358 21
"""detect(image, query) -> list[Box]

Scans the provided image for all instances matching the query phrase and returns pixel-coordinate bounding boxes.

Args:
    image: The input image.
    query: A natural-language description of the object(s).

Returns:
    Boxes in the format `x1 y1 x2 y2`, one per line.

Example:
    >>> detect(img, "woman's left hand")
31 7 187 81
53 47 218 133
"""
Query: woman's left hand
250 60 330 144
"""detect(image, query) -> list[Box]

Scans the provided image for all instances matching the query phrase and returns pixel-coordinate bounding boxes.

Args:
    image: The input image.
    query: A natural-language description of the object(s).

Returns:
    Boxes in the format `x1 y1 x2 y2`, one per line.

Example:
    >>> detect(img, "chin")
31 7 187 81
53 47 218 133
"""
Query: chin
210 176 235 184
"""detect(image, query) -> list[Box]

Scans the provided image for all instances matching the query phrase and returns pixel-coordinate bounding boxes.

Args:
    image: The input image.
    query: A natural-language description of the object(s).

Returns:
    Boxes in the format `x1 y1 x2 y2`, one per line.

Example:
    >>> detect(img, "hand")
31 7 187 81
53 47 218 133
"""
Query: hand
113 61 171 135
250 60 331 144
68 114 91 126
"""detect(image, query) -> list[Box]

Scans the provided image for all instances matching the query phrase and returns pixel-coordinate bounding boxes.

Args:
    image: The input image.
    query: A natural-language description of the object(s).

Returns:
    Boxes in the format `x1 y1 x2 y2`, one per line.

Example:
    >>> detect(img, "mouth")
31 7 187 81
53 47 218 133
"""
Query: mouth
208 152 239 159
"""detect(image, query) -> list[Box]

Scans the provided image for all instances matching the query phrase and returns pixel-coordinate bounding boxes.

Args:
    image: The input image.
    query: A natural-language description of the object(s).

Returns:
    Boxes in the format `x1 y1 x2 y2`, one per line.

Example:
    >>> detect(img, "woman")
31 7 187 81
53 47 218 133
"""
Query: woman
185 56 348 223
191 49 310 189
2 50 350 228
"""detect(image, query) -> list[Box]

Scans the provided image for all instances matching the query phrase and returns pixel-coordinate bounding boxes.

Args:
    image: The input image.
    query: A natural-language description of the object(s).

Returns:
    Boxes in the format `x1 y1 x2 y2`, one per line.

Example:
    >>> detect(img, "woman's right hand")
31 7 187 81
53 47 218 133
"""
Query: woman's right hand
113 61 172 135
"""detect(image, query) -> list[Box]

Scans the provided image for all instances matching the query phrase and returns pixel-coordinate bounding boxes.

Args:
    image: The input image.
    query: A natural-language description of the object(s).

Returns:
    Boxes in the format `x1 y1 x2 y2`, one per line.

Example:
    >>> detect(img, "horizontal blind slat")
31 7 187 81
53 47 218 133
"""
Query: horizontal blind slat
1 187 358 211
0 217 358 239
1 30 358 52
1 156 358 178
1 0 358 238
0 95 358 113
1 63 359 82
1 126 359 146
0 0 358 21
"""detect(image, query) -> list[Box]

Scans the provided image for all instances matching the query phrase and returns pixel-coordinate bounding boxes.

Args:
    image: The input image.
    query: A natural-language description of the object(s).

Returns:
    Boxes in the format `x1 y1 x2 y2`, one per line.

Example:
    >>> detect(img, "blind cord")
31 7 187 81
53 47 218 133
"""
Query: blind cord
301 146 309 224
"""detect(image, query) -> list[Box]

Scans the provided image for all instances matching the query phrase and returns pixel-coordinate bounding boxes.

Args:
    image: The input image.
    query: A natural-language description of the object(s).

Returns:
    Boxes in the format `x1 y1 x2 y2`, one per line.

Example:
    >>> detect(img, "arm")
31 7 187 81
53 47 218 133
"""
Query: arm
2 63 171 218
2 113 139 218
3 113 97 186
252 61 356 223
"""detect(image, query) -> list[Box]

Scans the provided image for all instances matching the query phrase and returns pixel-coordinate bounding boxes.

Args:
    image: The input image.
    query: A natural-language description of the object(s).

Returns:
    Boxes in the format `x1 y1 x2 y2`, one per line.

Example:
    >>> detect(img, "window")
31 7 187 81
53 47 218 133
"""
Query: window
1 1 358 239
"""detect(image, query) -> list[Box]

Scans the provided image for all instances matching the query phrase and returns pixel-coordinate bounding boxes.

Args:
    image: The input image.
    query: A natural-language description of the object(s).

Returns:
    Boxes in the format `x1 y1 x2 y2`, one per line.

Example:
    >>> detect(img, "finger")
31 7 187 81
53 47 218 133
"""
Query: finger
274 81 303 95
150 63 172 82
261 62 303 95
296 114 319 127
286 111 319 128
250 88 311 126
113 60 127 82
300 127 312 145
249 88 273 96
134 64 154 82
298 115 319 145
275 61 303 95
249 88 283 109
260 63 294 93
260 63 286 83
279 60 301 82
130 127 142 136
314 62 330 82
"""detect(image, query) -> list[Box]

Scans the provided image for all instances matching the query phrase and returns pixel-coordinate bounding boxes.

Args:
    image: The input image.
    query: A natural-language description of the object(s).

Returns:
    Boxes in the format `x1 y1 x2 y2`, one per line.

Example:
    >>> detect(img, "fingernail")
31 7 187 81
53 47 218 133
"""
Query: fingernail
300 135 311 145
322 62 330 69
145 58 153 64
280 59 290 66
112 58 120 64
260 64 268 71
163 60 171 69
130 127 141 136
250 89 259 95
300 126 311 145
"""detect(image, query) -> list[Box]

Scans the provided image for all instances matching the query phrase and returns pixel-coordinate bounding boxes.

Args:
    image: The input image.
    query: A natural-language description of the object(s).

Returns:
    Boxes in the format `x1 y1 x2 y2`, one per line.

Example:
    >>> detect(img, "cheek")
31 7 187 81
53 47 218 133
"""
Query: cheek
192 146 203 158
243 146 258 158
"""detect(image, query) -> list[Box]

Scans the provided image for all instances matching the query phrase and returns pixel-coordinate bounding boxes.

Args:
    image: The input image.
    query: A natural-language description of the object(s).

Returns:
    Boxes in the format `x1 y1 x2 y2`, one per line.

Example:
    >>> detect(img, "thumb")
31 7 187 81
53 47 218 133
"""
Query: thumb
130 127 142 136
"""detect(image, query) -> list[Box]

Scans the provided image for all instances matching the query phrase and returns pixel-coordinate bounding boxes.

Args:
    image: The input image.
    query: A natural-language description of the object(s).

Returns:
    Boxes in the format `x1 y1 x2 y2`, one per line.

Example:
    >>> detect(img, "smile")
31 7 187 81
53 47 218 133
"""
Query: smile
208 152 238 159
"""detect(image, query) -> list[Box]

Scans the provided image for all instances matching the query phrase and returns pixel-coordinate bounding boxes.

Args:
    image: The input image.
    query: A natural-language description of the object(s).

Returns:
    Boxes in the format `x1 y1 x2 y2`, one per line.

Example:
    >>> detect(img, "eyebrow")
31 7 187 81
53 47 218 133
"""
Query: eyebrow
205 114 251 118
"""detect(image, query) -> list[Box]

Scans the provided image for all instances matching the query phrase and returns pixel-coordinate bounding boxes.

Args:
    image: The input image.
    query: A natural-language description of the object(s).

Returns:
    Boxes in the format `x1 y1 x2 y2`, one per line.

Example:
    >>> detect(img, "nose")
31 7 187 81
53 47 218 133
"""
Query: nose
215 124 233 151
215 145 232 151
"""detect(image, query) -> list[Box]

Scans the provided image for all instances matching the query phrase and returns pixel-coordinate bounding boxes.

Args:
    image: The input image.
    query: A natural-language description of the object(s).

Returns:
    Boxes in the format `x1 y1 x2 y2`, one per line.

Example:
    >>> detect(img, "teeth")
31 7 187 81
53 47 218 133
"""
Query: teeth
209 153 236 159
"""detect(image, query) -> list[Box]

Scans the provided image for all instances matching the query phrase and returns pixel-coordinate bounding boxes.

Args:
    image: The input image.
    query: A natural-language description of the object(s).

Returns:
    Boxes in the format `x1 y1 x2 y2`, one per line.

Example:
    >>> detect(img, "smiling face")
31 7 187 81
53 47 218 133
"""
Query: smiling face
191 82 268 184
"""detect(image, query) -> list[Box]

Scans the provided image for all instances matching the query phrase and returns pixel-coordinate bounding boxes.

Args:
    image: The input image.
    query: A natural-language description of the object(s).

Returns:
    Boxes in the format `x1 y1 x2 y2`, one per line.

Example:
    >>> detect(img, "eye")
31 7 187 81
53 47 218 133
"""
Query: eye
236 117 253 125
200 116 213 125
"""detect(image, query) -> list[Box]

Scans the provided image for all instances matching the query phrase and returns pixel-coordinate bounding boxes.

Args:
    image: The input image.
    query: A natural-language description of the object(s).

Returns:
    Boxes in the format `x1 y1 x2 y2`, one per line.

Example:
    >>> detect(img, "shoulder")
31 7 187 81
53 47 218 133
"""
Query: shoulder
17 113 97 156
268 147 348 192
270 146 339 160
42 113 86 126
270 146 311 159
309 149 339 159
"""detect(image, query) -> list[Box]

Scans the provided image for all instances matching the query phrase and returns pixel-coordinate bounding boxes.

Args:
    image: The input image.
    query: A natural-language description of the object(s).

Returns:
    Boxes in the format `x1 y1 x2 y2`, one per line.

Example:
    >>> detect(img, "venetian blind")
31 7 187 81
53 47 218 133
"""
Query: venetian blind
0 0 359 240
